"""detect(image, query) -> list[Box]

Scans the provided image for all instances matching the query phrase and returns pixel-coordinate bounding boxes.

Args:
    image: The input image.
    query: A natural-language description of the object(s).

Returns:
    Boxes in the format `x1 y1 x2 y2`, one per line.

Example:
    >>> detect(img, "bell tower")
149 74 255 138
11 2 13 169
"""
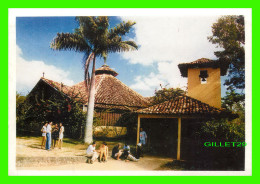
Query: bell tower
178 58 228 108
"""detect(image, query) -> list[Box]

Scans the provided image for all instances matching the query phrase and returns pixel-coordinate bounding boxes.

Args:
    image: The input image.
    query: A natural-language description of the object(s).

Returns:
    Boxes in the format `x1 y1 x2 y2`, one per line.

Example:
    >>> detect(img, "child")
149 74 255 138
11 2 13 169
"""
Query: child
99 142 108 162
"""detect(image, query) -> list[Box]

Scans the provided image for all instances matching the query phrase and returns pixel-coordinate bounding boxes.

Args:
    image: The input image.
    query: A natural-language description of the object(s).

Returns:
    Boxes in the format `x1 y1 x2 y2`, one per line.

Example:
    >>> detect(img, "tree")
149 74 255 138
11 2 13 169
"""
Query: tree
16 92 30 132
50 17 137 143
152 85 186 104
221 87 245 111
208 15 245 91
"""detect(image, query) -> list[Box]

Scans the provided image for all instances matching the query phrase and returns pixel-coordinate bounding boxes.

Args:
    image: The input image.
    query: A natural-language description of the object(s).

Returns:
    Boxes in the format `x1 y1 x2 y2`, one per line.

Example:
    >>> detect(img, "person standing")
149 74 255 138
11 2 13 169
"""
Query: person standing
41 122 47 149
58 122 64 149
139 128 147 146
52 123 59 148
99 142 108 162
86 142 99 164
45 122 52 150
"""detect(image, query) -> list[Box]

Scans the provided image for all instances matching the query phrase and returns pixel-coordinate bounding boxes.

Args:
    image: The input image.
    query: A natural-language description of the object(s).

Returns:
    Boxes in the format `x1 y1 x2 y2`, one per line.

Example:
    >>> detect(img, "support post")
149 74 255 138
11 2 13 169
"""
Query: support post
137 115 140 145
177 117 181 160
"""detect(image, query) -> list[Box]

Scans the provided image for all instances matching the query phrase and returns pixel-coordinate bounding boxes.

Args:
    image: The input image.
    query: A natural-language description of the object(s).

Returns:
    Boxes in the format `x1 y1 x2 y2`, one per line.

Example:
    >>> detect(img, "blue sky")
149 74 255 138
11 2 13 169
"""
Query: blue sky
16 16 228 97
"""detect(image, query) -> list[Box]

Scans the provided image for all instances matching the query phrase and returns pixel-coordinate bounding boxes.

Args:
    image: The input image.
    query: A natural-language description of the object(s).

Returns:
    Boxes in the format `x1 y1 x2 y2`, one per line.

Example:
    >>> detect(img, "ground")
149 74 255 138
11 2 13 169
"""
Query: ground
16 136 176 171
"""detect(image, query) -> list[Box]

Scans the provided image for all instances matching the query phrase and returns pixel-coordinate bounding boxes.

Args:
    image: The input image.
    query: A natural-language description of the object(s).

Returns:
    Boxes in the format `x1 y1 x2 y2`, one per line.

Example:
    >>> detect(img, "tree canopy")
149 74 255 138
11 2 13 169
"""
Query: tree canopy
152 86 186 105
208 15 245 91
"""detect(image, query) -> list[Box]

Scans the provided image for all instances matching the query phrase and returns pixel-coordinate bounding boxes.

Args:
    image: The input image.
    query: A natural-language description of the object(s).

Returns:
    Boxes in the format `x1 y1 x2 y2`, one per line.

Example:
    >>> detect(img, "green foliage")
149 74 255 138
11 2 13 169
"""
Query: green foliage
117 112 138 140
16 92 31 132
152 86 186 104
197 90 245 143
208 15 245 90
221 87 245 111
17 90 87 139
198 118 245 142
50 16 138 60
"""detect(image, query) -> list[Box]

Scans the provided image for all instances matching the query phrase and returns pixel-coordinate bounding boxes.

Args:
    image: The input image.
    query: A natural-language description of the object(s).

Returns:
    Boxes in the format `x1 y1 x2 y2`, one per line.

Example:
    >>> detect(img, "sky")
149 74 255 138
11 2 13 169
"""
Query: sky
16 15 228 97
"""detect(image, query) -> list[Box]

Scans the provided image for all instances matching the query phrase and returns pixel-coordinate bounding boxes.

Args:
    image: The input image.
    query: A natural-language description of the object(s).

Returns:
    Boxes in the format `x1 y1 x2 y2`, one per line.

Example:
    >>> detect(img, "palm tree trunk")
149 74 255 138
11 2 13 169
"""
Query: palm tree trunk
84 55 96 143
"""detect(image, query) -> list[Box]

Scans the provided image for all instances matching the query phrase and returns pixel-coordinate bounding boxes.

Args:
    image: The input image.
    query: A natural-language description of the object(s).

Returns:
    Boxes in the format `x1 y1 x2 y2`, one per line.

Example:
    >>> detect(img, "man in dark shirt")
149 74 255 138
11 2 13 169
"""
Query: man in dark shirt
112 144 123 160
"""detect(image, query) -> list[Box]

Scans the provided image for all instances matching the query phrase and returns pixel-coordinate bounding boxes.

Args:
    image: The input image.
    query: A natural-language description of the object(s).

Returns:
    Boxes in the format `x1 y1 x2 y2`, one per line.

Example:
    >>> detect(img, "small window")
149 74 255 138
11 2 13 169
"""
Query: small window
199 70 208 84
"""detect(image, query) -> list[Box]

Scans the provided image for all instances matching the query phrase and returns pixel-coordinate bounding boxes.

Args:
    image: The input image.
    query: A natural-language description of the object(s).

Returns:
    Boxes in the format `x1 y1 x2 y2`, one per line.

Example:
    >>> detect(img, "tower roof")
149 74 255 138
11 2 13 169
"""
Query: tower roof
178 58 229 77
95 64 118 77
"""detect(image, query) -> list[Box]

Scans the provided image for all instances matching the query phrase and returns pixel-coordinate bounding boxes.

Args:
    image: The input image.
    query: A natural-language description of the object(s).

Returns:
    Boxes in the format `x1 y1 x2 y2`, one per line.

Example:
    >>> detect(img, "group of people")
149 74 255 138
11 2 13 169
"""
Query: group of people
41 122 65 150
85 128 147 164
86 141 108 164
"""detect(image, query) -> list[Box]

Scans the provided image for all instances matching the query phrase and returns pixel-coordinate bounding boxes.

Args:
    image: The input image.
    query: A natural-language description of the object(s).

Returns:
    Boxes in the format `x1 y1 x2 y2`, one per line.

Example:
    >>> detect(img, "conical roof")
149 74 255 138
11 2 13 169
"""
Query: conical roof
40 65 150 111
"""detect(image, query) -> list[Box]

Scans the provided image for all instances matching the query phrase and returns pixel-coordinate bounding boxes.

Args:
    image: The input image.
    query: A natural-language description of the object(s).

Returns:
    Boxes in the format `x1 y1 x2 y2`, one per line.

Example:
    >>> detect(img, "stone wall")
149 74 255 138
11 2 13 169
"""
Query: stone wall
93 126 127 138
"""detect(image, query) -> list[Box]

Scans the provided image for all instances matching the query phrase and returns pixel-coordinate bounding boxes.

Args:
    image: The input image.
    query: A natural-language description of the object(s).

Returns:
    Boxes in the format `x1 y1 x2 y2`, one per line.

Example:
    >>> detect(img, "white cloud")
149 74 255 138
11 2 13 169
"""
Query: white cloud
120 16 222 96
16 45 75 95
121 16 221 65
130 62 187 97
130 73 165 91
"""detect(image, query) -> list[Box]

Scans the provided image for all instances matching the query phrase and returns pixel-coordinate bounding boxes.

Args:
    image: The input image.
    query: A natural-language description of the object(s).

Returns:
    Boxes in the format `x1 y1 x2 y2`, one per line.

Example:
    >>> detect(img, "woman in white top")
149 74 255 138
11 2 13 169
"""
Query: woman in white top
41 122 47 149
58 123 64 149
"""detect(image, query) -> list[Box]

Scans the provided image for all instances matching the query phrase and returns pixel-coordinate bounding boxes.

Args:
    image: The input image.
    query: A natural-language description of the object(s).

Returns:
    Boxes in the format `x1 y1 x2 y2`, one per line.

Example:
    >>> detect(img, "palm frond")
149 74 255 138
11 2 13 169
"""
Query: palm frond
96 17 109 34
108 21 136 39
108 40 138 53
76 16 98 45
50 33 92 53
121 41 138 50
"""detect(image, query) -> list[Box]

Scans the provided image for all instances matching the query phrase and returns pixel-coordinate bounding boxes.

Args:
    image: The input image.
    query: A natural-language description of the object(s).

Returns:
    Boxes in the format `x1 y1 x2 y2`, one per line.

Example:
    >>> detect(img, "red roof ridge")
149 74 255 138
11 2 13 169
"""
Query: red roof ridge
95 74 106 94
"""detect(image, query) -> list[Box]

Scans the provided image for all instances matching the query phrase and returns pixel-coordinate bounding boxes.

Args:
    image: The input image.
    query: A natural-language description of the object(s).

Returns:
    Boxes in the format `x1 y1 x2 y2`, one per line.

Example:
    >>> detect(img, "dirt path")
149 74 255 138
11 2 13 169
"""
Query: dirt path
16 137 173 170
17 156 172 170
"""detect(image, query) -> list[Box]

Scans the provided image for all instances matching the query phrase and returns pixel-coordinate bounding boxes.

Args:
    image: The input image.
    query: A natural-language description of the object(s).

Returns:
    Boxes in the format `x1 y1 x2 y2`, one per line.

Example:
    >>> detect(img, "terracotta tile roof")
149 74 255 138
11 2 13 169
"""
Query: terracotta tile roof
95 64 118 77
186 58 215 65
41 77 73 97
94 103 137 111
137 95 235 117
40 66 150 111
178 58 229 77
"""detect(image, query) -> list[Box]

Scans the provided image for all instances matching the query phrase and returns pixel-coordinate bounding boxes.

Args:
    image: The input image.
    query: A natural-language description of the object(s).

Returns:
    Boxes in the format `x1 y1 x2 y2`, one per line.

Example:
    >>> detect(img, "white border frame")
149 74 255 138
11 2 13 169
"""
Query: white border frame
8 8 252 176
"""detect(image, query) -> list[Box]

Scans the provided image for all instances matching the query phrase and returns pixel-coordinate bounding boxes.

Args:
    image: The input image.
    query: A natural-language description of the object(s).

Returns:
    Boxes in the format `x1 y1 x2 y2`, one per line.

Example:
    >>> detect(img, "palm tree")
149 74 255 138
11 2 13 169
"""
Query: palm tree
50 16 137 143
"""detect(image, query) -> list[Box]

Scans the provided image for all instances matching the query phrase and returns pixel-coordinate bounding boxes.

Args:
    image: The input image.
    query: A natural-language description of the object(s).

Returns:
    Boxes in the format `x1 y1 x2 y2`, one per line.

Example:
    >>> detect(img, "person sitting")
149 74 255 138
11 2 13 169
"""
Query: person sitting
86 142 99 164
122 143 139 162
99 142 108 162
136 143 143 159
121 143 130 160
112 144 123 160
